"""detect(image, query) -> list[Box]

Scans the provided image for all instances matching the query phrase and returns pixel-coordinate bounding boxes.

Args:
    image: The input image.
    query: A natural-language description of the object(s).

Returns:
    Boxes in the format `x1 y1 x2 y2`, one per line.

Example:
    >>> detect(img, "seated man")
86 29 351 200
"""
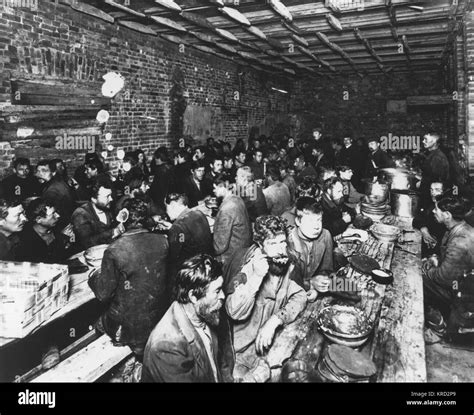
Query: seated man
71 179 125 250
287 197 333 300
142 254 234 382
18 198 74 264
423 197 474 340
89 199 169 360
279 160 297 205
75 159 106 201
262 164 291 216
0 158 39 202
365 137 395 178
225 216 307 382
412 181 448 257
281 177 321 230
293 152 317 184
164 193 213 282
204 156 224 184
337 165 364 210
182 160 213 208
320 177 355 237
247 149 265 182
0 198 27 261
36 160 76 229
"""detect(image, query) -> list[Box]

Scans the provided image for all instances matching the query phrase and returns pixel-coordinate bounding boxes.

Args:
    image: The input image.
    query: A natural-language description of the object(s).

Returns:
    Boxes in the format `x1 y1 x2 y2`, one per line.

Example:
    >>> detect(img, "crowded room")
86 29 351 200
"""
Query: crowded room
0 0 473 385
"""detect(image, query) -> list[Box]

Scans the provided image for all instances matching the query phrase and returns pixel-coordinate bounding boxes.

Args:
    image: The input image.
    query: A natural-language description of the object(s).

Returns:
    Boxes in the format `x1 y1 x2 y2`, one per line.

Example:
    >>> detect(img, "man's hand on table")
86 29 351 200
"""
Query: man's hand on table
256 315 281 354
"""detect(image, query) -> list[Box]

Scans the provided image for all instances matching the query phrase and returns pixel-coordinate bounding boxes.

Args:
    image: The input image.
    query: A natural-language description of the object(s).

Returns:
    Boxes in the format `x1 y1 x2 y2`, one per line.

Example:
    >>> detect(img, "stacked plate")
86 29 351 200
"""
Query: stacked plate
317 304 373 348
316 344 377 383
360 196 390 222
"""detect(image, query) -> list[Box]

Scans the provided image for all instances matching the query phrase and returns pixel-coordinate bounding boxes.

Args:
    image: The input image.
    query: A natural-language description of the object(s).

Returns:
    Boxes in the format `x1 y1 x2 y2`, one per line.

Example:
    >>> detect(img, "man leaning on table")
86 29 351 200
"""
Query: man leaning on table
224 215 307 382
422 196 474 342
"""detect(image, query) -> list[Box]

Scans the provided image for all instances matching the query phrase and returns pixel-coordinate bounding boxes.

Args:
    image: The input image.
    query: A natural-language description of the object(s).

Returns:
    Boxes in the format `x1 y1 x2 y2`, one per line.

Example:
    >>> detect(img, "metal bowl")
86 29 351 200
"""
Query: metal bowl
370 223 401 242
317 305 373 348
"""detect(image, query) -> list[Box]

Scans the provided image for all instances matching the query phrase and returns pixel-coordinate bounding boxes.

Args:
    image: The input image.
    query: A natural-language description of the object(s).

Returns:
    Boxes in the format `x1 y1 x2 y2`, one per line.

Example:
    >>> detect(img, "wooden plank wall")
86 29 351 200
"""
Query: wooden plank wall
0 79 111 164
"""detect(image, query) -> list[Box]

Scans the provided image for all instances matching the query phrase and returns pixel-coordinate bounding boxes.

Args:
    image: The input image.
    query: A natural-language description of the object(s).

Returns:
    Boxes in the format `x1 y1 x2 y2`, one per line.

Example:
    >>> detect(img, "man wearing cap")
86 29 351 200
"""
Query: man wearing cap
366 137 395 178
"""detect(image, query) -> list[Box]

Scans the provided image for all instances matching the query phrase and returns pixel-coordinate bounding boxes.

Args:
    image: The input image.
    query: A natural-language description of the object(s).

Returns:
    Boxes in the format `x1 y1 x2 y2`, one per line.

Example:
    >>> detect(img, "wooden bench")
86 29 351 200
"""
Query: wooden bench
31 334 132 383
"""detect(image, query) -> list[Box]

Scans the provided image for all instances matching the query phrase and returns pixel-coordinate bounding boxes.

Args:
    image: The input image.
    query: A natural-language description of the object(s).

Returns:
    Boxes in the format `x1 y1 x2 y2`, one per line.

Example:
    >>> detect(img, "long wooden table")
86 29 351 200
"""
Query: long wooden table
266 215 426 382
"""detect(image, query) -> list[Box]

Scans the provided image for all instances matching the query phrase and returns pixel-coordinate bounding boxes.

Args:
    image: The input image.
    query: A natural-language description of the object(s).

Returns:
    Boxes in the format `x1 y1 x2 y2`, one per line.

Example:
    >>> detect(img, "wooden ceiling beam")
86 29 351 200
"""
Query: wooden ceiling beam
316 31 361 75
296 45 338 72
226 21 449 44
353 28 387 74
207 7 451 32
104 0 146 18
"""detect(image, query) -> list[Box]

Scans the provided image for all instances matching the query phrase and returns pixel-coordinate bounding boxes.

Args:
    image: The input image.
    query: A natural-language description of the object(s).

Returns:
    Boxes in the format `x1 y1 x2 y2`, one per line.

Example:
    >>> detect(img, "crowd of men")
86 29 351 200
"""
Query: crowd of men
1 128 473 382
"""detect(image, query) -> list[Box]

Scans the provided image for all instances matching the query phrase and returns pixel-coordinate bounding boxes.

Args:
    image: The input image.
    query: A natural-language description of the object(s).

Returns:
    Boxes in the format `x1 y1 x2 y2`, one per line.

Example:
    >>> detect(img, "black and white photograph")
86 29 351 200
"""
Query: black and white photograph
0 0 473 408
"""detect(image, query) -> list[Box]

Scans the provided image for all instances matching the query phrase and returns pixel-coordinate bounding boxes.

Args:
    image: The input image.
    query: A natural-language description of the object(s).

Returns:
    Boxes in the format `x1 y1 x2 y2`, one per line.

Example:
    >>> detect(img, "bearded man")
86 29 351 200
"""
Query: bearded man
320 177 355 237
142 254 234 382
224 216 307 382
71 178 125 250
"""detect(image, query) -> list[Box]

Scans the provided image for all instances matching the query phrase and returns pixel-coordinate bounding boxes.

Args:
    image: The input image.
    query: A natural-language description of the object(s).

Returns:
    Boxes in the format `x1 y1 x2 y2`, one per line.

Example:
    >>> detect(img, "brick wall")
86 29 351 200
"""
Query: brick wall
0 1 289 179
290 71 449 145
464 8 474 175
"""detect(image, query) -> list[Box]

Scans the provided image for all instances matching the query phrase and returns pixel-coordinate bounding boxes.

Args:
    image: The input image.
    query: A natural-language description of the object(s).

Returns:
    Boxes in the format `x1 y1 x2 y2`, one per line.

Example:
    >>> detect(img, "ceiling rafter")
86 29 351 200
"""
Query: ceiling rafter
62 0 460 76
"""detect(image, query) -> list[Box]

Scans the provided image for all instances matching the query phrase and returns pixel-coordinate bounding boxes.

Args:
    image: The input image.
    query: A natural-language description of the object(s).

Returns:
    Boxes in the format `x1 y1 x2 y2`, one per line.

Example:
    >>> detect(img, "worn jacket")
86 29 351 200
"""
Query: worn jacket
42 175 76 227
321 193 353 237
142 301 234 383
168 208 213 276
263 181 291 216
420 149 450 200
17 224 70 264
88 228 169 353
213 195 252 265
365 148 395 178
426 221 474 290
242 184 269 222
341 180 364 210
71 202 115 250
224 245 307 354
181 176 213 208
247 161 265 181
0 174 40 202
150 163 175 210
281 206 297 230
287 227 334 290
0 232 20 261
282 175 297 205
296 165 318 184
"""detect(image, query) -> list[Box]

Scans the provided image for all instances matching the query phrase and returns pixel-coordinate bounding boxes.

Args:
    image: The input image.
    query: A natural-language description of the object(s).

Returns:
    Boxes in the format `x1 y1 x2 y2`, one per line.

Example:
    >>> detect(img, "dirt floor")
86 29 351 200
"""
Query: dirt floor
426 335 474 382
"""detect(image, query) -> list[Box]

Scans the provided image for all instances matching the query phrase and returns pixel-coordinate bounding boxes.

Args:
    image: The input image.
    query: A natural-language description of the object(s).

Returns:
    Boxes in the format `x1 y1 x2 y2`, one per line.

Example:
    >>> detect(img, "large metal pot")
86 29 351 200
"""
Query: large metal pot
361 179 390 200
378 168 419 191
390 189 420 218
